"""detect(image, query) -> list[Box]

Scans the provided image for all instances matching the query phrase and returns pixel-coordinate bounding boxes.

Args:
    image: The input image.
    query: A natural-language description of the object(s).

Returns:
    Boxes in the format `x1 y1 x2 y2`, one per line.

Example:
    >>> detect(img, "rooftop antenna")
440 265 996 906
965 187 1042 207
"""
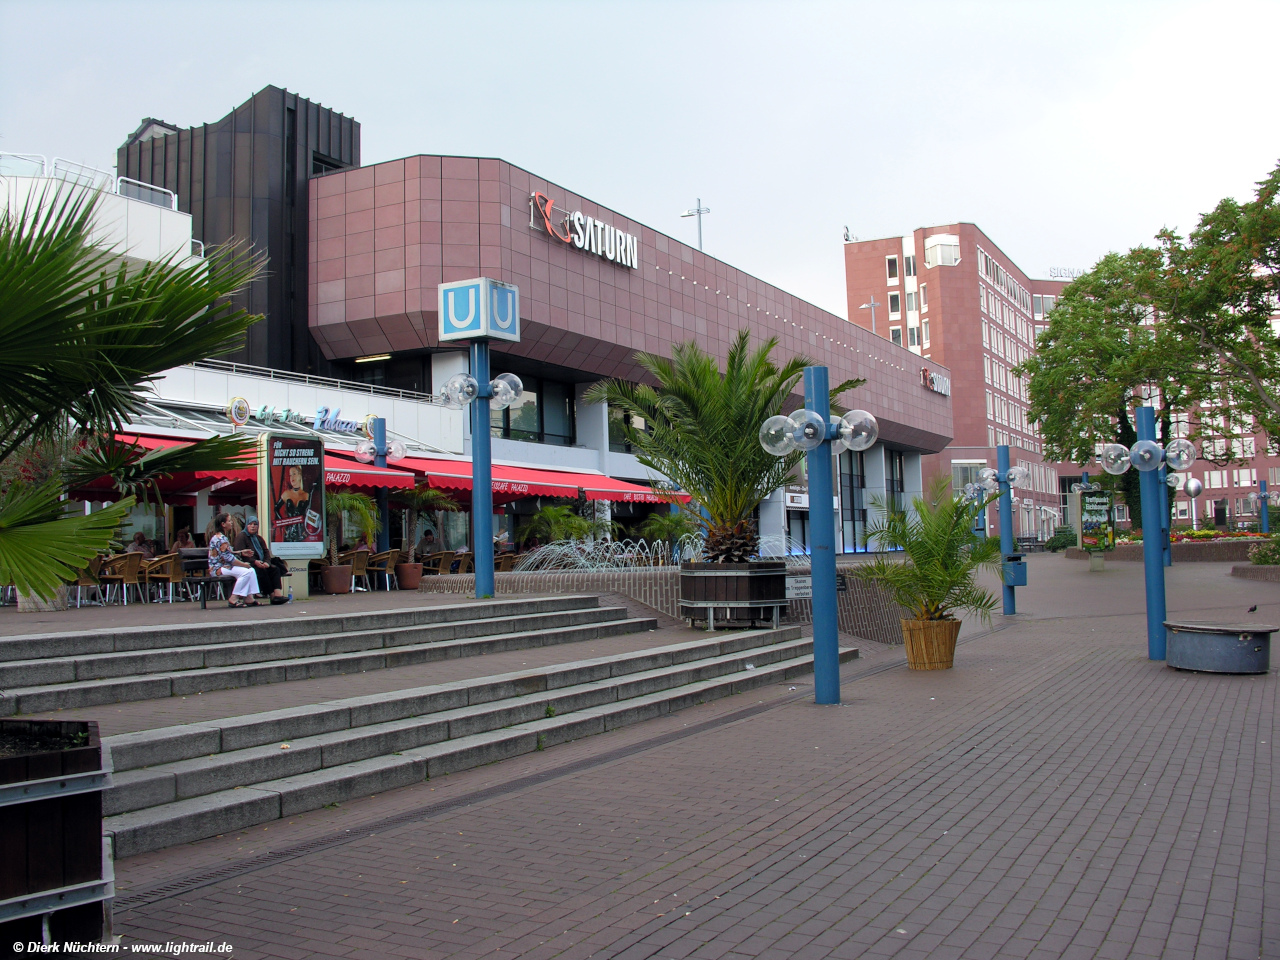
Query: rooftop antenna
681 198 710 251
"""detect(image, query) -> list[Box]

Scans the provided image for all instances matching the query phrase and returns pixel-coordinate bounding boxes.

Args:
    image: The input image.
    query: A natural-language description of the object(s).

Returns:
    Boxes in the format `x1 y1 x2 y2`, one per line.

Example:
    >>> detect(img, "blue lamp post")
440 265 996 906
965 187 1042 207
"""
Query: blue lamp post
972 448 1029 615
760 371 878 705
352 417 409 554
1097 407 1198 660
437 277 523 599
1259 480 1271 534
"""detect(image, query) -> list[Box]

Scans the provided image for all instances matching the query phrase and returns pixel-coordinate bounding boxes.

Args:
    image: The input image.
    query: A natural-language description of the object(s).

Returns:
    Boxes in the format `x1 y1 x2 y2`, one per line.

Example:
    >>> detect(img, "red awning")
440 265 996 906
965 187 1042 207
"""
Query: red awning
324 453 416 491
395 456 685 503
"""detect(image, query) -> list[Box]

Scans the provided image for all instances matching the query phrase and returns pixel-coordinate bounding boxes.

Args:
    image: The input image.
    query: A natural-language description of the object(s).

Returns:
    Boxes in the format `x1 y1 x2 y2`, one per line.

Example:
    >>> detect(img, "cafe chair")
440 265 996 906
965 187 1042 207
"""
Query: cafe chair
365 550 399 591
73 556 105 607
142 553 183 603
99 552 145 605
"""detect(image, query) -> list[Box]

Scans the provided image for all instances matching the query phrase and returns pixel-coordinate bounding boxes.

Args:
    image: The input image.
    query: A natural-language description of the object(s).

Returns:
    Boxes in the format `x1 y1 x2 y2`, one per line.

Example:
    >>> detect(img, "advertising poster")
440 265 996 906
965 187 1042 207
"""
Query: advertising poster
1080 491 1115 552
263 435 326 558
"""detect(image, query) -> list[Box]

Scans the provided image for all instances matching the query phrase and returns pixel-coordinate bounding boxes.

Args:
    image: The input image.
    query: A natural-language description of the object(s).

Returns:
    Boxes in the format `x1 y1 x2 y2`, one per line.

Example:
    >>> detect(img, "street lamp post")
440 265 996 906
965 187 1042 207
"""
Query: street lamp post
1098 406 1199 660
353 418 409 554
681 199 710 251
759 374 878 705
859 296 881 336
437 277 524 599
973 449 1030 615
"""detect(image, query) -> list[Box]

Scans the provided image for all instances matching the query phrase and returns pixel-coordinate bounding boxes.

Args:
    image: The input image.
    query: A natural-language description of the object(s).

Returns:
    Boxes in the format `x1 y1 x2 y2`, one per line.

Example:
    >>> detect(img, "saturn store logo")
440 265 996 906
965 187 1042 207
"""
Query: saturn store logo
529 191 639 269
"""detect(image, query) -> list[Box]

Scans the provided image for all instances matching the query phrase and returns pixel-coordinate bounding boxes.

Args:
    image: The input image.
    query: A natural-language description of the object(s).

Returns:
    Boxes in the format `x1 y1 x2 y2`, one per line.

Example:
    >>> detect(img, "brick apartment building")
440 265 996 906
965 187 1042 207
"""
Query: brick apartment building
844 225 1069 541
844 224 1280 536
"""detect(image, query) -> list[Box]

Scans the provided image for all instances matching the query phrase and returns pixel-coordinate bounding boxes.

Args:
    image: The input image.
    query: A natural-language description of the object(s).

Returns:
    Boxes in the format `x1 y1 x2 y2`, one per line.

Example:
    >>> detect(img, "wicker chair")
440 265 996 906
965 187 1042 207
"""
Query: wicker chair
365 550 399 590
73 556 105 608
338 550 371 591
99 552 145 605
142 553 183 603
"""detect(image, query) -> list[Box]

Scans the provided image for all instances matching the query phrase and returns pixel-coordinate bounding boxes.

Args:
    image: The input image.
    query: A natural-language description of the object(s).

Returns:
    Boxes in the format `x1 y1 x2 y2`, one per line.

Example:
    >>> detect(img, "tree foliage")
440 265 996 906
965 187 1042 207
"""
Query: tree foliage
854 478 1002 622
1016 161 1280 526
583 331 862 562
0 183 262 597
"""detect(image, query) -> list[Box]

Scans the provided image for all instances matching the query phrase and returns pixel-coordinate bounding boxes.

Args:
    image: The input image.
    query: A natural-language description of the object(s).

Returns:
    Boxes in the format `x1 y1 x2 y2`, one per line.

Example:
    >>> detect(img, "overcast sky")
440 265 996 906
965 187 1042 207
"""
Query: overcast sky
3 0 1277 319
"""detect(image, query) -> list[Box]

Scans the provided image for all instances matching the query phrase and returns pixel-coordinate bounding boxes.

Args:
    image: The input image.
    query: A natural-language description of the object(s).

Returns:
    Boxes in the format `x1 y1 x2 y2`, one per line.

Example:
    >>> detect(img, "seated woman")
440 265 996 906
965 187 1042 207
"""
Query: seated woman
170 528 194 552
208 512 260 607
233 516 288 604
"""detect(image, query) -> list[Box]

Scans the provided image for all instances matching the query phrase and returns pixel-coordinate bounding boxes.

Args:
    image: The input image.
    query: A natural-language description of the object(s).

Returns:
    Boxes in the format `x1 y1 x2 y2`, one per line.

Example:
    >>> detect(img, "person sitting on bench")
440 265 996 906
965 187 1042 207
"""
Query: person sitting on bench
208 512 260 607
234 516 288 604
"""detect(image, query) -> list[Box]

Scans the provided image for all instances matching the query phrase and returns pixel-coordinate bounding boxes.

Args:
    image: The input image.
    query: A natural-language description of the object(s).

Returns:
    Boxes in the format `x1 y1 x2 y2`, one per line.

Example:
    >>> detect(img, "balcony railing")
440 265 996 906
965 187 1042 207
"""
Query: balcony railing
1 153 178 211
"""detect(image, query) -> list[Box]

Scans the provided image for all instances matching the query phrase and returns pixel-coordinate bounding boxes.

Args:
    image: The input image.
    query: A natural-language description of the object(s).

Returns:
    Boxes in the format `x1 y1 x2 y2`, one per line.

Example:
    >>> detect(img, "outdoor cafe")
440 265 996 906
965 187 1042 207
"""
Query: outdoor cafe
52 396 672 607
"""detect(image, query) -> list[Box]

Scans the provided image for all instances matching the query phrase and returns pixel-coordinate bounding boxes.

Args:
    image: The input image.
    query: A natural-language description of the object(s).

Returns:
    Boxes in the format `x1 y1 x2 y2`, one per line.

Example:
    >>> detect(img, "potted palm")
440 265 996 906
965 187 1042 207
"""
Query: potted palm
321 491 378 594
393 483 459 589
854 478 1002 669
585 331 860 624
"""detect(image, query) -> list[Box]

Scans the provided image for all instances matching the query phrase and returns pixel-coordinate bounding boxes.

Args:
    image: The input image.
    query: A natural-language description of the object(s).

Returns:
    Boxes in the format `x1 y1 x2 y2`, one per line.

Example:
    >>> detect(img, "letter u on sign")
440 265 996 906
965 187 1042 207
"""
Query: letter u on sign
438 278 521 343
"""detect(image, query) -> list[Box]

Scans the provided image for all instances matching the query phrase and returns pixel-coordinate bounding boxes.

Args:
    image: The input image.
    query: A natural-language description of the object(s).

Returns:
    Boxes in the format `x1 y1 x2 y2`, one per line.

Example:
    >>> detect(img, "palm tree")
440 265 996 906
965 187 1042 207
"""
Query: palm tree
324 491 380 565
392 483 459 552
0 184 262 598
583 331 862 562
636 509 696 552
516 504 589 546
854 477 1002 622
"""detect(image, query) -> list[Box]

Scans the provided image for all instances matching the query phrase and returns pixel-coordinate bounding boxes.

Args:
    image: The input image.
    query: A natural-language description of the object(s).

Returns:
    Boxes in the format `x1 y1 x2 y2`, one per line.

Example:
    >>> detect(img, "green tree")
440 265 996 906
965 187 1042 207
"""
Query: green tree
325 491 380 564
392 483 459 549
1015 249 1197 526
584 331 861 561
1017 162 1280 529
0 185 262 597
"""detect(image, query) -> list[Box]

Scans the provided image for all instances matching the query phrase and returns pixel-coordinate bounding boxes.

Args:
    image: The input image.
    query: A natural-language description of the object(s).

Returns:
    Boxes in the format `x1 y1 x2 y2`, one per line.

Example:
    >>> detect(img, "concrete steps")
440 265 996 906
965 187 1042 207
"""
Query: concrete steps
102 627 857 857
0 597 653 715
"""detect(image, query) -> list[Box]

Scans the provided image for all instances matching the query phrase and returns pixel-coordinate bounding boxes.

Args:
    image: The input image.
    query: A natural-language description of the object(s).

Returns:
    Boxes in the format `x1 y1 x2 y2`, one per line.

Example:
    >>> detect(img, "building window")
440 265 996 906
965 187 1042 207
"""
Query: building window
1042 295 1056 313
887 450 906 513
608 406 649 453
908 326 919 347
903 255 916 277
889 326 903 346
905 292 917 312
982 322 989 347
919 283 927 311
492 376 575 446
888 292 901 315
1033 295 1042 316
922 319 930 346
886 256 898 281
984 356 991 383
839 450 867 553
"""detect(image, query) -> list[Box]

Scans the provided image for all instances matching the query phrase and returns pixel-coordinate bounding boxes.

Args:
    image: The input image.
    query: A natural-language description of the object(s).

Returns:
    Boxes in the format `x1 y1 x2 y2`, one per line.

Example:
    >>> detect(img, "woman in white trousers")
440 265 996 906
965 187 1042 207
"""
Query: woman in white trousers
208 512 260 607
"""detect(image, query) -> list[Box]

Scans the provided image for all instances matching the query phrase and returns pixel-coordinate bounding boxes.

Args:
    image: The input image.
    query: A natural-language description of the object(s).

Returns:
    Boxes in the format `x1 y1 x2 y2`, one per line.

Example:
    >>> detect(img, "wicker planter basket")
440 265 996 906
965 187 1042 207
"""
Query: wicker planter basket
901 618 962 670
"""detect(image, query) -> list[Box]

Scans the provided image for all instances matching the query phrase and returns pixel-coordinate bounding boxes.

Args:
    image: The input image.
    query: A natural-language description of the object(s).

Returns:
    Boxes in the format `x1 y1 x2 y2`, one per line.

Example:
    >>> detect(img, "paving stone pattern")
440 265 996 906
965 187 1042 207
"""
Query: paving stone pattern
107 557 1277 959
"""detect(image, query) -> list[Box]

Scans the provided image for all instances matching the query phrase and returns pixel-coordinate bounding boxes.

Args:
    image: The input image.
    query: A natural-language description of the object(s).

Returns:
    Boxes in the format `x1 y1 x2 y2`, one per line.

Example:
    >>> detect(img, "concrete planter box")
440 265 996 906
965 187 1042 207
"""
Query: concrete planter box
0 720 112 945
1066 540 1259 563
1230 564 1280 582
1165 620 1273 674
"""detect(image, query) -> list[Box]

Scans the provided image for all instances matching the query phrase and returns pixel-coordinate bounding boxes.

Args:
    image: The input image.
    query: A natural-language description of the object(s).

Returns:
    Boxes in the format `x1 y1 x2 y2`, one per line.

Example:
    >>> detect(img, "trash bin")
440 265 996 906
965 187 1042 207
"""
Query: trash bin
1002 554 1027 587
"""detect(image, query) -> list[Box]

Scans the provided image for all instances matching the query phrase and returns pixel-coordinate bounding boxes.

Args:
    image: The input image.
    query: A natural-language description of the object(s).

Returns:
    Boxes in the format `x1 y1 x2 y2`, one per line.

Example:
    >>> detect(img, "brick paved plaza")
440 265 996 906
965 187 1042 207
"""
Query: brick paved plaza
52 556 1280 958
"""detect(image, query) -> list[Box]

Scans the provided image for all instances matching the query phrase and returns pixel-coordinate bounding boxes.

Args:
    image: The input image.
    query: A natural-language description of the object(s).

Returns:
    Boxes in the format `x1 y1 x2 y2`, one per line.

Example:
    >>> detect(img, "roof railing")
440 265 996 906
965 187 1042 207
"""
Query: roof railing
0 152 179 211
190 359 444 404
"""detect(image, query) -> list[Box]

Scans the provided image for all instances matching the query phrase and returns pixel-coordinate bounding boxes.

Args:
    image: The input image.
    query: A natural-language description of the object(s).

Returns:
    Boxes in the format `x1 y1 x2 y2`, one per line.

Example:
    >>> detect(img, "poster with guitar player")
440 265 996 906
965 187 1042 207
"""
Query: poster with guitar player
261 435 326 559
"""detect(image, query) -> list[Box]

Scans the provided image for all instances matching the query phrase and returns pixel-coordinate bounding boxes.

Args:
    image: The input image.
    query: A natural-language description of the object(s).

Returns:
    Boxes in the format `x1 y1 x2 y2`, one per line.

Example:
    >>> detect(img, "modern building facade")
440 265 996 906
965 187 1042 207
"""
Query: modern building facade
117 86 360 375
844 225 1067 541
110 86 954 553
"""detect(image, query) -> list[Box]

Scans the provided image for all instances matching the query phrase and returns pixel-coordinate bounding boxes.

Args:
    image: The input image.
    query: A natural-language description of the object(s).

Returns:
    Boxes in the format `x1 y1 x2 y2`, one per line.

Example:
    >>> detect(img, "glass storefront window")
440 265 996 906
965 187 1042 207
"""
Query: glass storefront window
490 375 576 446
